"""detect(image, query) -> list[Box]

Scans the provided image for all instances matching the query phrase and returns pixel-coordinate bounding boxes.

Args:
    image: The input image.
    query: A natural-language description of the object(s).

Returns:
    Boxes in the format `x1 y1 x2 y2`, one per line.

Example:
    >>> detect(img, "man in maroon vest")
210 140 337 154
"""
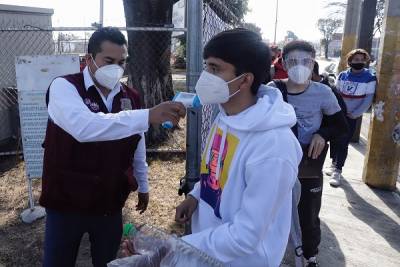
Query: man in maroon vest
40 27 185 267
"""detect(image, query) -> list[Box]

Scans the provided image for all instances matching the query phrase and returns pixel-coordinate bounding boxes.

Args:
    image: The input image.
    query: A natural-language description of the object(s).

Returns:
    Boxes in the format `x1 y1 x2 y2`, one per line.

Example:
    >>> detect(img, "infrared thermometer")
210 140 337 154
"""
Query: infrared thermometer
162 92 201 129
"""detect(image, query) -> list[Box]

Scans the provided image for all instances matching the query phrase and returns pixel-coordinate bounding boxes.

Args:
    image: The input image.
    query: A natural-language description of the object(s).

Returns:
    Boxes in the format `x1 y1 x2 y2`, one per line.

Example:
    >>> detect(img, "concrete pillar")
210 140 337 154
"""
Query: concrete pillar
363 0 400 190
338 0 362 73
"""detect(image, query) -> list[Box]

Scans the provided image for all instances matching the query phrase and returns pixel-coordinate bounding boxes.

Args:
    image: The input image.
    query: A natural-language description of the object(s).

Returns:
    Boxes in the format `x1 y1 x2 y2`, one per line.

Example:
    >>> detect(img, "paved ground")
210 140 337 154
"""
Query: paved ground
283 113 400 266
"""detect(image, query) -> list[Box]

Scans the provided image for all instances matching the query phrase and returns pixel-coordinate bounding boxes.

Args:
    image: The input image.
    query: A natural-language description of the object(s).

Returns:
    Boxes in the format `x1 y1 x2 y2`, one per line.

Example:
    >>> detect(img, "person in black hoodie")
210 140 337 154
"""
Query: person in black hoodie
311 61 347 114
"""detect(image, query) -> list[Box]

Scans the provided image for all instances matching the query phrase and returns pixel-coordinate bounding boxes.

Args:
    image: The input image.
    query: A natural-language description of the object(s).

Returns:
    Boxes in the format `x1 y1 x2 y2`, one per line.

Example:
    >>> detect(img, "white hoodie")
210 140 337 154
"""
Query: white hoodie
182 85 303 267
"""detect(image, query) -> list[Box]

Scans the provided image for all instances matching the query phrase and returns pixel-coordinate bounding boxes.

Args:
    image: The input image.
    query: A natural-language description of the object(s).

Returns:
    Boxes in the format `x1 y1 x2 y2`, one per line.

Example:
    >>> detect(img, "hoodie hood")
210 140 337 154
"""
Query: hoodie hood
218 84 297 132
205 85 298 184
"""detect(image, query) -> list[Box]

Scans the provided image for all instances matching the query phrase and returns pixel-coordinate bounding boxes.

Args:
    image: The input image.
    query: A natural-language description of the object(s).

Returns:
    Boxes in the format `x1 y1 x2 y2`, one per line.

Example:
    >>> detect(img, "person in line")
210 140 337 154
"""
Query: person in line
326 49 377 186
268 40 348 266
312 61 349 180
272 47 288 80
40 27 186 267
270 45 280 62
173 28 302 266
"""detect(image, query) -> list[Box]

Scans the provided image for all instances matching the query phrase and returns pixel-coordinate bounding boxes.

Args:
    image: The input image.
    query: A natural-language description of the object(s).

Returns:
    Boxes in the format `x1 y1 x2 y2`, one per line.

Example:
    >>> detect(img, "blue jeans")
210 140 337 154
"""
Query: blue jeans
43 209 122 267
330 117 358 171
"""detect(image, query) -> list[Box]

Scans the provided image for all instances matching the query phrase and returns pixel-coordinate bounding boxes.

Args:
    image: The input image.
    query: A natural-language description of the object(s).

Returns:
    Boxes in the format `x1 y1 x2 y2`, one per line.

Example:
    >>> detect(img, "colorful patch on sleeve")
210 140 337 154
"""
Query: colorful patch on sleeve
200 128 239 218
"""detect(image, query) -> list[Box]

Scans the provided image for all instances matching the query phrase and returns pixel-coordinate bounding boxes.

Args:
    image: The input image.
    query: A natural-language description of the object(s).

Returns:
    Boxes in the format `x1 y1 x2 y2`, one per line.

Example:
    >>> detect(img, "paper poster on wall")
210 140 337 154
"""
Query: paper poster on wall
15 55 79 179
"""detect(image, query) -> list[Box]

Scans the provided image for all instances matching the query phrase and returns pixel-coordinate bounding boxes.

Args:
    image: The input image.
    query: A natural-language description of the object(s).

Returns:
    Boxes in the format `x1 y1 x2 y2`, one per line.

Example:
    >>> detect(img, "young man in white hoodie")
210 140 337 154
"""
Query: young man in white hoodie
174 28 303 266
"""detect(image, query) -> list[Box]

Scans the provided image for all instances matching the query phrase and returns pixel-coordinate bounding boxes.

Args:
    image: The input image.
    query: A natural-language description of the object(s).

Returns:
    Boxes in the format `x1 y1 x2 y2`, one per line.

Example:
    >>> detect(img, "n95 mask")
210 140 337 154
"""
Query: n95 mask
195 71 244 105
91 55 124 90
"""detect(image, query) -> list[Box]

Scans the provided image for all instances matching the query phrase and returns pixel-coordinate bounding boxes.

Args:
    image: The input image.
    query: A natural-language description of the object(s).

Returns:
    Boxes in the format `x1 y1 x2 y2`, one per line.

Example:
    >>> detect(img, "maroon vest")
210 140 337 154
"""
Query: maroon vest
39 73 142 215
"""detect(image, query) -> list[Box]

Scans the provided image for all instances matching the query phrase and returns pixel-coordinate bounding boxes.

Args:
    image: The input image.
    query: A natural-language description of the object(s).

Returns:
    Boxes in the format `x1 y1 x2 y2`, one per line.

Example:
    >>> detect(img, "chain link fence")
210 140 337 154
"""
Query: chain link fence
0 88 19 149
0 1 242 156
0 22 53 152
200 0 241 150
0 27 83 153
0 24 187 152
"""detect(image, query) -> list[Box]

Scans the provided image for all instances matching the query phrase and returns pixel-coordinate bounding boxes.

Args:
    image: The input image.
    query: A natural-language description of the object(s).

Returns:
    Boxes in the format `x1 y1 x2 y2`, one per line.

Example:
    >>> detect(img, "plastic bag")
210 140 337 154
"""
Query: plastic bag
107 224 224 267
107 247 168 267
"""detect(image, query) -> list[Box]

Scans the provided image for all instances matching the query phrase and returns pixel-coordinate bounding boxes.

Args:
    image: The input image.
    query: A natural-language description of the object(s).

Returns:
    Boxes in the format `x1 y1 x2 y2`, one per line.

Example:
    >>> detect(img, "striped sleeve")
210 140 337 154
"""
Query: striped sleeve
365 76 377 94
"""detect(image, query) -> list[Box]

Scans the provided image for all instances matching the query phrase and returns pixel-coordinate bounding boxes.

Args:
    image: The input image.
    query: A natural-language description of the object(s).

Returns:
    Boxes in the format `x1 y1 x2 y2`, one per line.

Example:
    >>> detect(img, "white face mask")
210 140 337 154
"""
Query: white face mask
90 56 124 90
288 65 312 84
195 71 244 105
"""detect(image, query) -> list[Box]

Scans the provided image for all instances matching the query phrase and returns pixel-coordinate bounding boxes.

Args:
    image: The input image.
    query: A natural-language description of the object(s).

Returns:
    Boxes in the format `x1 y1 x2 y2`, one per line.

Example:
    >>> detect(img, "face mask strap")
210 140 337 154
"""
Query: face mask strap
90 54 98 66
226 73 246 99
228 88 241 99
227 73 246 84
88 54 100 76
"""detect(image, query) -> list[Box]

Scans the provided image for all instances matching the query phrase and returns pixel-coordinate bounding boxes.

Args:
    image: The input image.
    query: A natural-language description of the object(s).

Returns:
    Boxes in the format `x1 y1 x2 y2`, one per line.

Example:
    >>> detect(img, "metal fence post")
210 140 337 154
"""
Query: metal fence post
180 0 203 196
99 0 104 27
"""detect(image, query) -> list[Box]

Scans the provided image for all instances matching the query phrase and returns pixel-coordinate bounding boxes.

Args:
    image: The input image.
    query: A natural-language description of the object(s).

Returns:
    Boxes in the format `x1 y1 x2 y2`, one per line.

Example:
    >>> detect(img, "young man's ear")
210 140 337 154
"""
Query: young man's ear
241 73 254 90
85 54 92 64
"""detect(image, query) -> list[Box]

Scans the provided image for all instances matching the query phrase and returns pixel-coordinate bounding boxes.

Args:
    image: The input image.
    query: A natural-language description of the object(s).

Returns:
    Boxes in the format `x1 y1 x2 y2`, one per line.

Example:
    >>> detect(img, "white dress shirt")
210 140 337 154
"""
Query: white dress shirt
47 67 149 193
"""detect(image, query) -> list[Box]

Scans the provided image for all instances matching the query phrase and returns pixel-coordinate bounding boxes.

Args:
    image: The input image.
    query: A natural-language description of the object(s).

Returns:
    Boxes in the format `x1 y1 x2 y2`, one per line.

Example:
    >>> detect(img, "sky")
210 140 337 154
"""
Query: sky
245 0 335 43
1 0 337 42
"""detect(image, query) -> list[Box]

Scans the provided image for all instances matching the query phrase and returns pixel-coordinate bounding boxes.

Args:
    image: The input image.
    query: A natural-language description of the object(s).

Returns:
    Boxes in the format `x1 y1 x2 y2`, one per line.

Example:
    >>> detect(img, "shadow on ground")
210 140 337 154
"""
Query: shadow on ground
341 179 400 253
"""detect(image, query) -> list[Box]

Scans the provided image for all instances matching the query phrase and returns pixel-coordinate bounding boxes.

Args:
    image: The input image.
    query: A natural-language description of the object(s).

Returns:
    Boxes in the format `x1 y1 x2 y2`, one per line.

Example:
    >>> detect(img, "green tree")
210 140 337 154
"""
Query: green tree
242 22 262 36
286 31 298 41
325 0 385 34
204 0 249 23
318 18 343 59
123 0 250 144
226 0 249 20
174 33 186 69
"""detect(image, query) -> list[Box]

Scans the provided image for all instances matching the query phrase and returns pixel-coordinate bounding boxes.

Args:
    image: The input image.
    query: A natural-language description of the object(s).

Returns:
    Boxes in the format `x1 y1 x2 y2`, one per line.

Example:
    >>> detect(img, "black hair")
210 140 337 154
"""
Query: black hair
203 28 271 94
282 40 316 59
88 27 127 57
313 60 319 75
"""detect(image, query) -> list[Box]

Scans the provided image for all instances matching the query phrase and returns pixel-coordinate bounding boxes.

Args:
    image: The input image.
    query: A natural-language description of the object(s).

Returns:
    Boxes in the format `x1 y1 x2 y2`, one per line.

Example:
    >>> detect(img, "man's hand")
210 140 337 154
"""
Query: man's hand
175 195 198 224
121 239 169 265
149 101 186 126
308 134 326 159
121 239 136 257
136 192 149 214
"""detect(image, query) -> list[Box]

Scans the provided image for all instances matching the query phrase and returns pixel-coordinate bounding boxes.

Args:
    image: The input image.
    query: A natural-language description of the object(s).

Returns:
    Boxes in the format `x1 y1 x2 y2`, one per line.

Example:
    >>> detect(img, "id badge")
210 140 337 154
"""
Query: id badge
121 98 133 110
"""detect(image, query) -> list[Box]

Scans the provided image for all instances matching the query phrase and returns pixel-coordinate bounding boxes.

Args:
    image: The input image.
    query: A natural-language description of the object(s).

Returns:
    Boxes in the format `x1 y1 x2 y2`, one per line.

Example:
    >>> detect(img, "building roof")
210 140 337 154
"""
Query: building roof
0 4 53 15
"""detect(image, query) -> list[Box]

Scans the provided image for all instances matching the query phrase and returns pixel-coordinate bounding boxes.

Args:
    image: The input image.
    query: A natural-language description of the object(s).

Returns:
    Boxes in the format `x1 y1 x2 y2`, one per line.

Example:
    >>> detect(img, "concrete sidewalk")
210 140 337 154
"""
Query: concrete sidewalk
283 124 400 266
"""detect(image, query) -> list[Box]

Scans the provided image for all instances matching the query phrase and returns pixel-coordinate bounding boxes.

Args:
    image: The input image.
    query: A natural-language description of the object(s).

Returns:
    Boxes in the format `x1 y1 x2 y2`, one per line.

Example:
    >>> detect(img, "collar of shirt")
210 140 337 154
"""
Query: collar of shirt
83 66 122 112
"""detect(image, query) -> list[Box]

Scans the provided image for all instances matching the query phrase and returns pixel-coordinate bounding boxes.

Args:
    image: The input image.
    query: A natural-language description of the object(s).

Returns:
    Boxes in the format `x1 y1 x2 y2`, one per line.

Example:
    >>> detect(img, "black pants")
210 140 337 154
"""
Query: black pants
330 117 358 170
43 209 123 267
298 177 323 259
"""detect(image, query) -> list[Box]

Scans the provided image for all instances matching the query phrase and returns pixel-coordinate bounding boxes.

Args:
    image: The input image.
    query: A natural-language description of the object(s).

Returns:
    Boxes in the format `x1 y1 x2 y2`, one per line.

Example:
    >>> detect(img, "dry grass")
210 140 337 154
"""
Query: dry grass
0 126 187 266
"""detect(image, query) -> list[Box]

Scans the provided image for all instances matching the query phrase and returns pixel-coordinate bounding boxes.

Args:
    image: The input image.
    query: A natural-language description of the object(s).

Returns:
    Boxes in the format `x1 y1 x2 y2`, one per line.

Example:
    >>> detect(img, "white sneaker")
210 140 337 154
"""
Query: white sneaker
324 164 336 176
305 256 319 267
329 170 342 187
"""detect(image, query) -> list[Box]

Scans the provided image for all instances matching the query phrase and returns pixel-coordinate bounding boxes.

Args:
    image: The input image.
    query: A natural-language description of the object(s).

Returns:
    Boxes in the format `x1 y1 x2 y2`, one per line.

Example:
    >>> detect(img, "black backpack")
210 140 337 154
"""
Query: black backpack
273 80 298 137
